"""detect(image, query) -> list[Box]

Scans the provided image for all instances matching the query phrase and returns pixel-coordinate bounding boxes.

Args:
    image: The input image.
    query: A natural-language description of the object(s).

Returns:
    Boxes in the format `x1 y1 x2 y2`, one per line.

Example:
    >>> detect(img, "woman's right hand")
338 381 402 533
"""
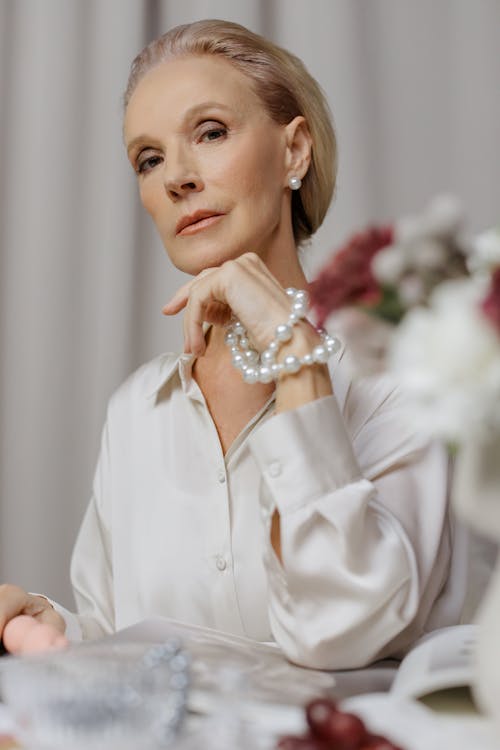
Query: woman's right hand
0 584 68 654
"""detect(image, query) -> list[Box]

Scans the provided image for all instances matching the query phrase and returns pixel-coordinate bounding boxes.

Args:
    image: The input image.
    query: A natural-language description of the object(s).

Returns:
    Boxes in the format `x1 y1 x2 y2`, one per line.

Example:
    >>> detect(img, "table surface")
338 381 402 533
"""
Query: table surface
0 687 492 750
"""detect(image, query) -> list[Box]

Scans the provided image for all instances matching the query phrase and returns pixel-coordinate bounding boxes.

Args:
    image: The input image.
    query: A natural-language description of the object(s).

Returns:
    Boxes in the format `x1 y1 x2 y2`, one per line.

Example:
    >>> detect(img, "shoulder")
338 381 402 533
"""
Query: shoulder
331 350 432 476
330 349 402 425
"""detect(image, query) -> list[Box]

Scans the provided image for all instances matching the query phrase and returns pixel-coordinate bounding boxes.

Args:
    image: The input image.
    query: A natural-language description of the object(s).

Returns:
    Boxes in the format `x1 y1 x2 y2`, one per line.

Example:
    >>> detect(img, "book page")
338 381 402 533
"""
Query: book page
390 624 477 699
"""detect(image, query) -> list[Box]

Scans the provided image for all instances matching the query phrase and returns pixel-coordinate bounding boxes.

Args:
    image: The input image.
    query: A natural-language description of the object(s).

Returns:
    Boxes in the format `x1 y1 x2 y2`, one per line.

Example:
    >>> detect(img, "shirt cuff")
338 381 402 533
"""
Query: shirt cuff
249 394 362 514
46 598 83 642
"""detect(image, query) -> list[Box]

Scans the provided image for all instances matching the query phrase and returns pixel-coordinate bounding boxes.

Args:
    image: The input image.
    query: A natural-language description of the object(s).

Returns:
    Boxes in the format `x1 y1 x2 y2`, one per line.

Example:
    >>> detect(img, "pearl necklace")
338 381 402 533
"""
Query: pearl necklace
224 288 341 384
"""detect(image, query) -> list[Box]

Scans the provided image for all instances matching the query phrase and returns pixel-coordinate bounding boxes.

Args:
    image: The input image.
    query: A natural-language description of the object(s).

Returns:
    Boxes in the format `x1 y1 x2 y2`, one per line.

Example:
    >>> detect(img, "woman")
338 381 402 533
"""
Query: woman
0 20 464 668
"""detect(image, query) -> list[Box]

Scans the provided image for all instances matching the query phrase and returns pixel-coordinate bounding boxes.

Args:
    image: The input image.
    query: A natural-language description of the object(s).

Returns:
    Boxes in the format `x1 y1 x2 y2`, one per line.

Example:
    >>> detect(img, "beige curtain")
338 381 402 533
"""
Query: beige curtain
1 0 499 606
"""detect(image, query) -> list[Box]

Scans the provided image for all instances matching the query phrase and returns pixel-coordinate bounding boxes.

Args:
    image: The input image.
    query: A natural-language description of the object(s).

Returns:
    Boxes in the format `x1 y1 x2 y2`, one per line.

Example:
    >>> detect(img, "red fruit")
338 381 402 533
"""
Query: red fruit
318 711 367 749
306 698 338 737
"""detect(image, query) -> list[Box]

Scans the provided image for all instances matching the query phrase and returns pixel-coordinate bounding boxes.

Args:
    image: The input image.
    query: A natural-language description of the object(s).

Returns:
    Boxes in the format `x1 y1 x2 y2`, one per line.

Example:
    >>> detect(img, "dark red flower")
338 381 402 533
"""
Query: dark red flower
481 266 500 336
309 226 394 327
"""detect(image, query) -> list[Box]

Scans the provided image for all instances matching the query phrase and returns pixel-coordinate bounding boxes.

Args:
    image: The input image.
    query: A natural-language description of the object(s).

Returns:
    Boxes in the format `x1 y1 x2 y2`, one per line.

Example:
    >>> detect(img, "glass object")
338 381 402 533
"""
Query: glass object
0 640 189 750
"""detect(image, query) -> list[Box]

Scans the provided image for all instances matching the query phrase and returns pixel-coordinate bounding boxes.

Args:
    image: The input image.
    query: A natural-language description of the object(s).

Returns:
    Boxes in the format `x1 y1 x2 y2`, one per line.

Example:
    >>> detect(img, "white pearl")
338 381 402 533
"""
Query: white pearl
312 344 329 363
233 321 246 336
283 355 301 374
244 349 259 364
258 366 274 383
292 299 307 317
295 289 308 302
325 336 341 354
243 367 259 384
239 337 250 350
224 330 237 346
271 362 283 377
275 323 292 342
288 312 299 324
268 340 279 352
232 352 245 369
261 349 275 364
301 353 314 366
285 287 297 297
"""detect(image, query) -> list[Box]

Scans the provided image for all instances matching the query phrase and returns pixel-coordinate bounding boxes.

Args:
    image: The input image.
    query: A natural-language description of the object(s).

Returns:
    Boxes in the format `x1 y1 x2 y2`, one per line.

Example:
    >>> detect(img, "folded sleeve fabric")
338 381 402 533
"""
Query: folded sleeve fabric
249 385 455 669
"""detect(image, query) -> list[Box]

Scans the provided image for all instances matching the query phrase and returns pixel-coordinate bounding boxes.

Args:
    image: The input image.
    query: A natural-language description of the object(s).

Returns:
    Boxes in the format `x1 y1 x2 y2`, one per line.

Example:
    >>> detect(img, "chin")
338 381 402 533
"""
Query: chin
166 237 254 276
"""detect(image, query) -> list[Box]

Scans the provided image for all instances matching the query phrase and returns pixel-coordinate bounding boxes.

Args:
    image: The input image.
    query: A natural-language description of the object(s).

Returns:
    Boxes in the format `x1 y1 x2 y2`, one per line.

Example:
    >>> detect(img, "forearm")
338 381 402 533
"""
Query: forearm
272 322 333 559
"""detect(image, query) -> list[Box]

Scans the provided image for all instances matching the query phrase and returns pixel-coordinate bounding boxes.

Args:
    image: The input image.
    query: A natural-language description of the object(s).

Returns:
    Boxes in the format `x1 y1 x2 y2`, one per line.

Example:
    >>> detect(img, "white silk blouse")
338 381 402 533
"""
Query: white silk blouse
57 344 468 669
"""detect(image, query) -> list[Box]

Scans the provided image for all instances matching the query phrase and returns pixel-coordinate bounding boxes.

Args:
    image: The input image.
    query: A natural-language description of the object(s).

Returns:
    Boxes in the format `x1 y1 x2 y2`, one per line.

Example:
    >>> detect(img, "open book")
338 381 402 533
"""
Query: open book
390 623 476 700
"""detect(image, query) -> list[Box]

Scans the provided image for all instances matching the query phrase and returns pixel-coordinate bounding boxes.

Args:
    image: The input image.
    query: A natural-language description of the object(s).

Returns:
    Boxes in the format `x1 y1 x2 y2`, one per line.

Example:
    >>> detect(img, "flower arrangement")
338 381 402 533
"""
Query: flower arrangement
309 196 500 446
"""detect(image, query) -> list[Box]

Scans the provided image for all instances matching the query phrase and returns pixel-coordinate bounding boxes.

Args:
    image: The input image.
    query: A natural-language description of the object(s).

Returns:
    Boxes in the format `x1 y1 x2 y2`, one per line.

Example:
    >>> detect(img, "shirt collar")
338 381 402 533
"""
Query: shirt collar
142 353 189 399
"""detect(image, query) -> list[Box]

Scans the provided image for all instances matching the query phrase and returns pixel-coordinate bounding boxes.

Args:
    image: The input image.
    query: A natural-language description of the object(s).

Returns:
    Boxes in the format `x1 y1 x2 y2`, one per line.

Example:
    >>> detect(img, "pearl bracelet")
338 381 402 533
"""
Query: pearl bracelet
224 287 341 384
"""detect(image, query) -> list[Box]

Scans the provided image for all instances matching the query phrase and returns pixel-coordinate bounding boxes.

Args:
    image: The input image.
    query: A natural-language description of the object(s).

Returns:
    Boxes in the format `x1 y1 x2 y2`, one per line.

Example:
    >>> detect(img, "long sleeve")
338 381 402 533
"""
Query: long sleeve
68 421 115 639
249 382 454 670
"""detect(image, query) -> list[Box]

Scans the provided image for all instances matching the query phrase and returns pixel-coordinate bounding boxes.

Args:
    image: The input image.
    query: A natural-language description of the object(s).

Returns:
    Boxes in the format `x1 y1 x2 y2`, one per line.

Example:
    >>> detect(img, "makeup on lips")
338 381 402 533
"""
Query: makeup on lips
176 210 225 236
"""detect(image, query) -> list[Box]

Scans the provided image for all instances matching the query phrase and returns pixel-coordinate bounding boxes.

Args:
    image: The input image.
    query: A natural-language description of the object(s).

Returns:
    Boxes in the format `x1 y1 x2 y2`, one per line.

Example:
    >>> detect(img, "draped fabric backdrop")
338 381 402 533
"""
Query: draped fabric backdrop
0 0 499 607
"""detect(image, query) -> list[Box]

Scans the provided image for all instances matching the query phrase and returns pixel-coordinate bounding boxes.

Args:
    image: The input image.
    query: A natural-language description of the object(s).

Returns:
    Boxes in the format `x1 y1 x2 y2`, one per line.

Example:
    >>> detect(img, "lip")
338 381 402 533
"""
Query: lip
176 210 225 236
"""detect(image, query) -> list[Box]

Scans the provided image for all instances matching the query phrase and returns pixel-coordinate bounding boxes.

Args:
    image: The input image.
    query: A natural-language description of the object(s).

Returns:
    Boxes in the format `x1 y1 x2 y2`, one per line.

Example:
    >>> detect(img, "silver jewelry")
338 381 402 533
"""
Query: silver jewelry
288 175 302 191
224 287 341 384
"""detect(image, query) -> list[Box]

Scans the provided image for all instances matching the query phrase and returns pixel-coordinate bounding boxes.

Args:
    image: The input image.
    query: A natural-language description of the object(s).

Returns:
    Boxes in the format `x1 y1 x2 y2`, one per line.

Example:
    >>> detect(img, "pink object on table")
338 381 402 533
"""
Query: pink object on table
3 615 67 655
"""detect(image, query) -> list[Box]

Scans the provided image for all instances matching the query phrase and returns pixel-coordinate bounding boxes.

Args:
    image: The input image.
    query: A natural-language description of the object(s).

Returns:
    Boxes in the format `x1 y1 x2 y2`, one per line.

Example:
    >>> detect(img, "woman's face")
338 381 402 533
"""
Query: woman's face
124 55 295 275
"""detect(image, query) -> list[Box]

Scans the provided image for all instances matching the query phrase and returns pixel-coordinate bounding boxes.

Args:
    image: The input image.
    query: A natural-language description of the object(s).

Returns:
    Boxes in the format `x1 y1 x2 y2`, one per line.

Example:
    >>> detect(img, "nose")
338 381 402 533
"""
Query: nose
162 146 203 202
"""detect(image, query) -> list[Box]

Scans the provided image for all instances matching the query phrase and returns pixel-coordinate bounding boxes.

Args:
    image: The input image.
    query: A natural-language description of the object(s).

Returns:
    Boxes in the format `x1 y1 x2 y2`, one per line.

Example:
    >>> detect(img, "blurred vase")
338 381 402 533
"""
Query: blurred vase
453 430 500 732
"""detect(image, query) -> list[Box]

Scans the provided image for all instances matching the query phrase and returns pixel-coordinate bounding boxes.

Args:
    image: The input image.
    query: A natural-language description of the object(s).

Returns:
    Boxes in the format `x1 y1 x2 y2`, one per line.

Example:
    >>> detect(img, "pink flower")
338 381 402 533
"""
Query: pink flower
481 267 500 336
309 226 393 327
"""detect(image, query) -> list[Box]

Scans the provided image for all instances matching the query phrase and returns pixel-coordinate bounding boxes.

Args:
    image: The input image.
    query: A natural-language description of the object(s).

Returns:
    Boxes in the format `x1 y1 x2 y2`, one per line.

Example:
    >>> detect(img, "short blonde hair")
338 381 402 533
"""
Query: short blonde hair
125 19 337 246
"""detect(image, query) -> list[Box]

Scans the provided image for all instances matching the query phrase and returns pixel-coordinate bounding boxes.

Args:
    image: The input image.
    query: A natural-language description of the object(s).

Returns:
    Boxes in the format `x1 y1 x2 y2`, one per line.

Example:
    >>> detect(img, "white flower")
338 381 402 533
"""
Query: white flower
398 275 426 306
395 194 463 244
372 246 407 284
424 194 464 237
467 228 500 274
388 278 500 443
413 239 447 270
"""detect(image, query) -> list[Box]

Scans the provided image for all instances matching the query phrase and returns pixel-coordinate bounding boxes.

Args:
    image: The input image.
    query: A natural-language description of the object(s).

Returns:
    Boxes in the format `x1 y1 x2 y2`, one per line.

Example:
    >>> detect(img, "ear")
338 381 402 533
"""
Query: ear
283 116 312 183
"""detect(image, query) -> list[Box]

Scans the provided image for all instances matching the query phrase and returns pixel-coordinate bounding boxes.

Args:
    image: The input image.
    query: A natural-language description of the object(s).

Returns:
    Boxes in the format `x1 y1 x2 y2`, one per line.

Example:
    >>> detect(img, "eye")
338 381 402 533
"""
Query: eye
199 121 228 143
135 151 163 175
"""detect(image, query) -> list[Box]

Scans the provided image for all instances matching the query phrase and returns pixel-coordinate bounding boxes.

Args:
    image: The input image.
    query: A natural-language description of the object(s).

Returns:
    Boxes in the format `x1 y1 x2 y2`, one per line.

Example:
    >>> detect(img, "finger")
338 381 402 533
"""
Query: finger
183 307 191 354
19 622 68 654
0 584 31 635
33 603 67 633
185 292 209 357
162 285 190 315
162 268 219 315
23 593 66 634
3 615 39 653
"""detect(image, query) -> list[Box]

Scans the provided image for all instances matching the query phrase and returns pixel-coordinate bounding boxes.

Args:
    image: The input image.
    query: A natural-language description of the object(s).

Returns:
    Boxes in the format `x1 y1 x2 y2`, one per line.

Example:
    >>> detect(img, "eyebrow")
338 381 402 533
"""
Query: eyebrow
126 101 234 155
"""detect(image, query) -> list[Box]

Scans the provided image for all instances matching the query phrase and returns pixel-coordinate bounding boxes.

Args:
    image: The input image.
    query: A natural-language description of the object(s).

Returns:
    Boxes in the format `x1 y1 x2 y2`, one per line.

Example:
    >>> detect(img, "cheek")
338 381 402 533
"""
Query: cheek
139 178 163 220
220 142 284 206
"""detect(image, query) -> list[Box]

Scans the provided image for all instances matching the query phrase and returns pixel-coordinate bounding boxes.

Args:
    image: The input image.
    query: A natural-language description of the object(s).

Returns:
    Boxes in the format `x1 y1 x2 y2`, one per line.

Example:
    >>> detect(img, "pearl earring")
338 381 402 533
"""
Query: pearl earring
288 175 302 191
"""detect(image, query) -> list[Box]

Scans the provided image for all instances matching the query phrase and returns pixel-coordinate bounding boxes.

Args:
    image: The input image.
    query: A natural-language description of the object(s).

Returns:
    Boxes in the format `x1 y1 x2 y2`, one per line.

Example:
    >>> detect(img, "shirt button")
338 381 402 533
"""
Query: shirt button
217 469 226 484
216 555 227 571
268 461 282 478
